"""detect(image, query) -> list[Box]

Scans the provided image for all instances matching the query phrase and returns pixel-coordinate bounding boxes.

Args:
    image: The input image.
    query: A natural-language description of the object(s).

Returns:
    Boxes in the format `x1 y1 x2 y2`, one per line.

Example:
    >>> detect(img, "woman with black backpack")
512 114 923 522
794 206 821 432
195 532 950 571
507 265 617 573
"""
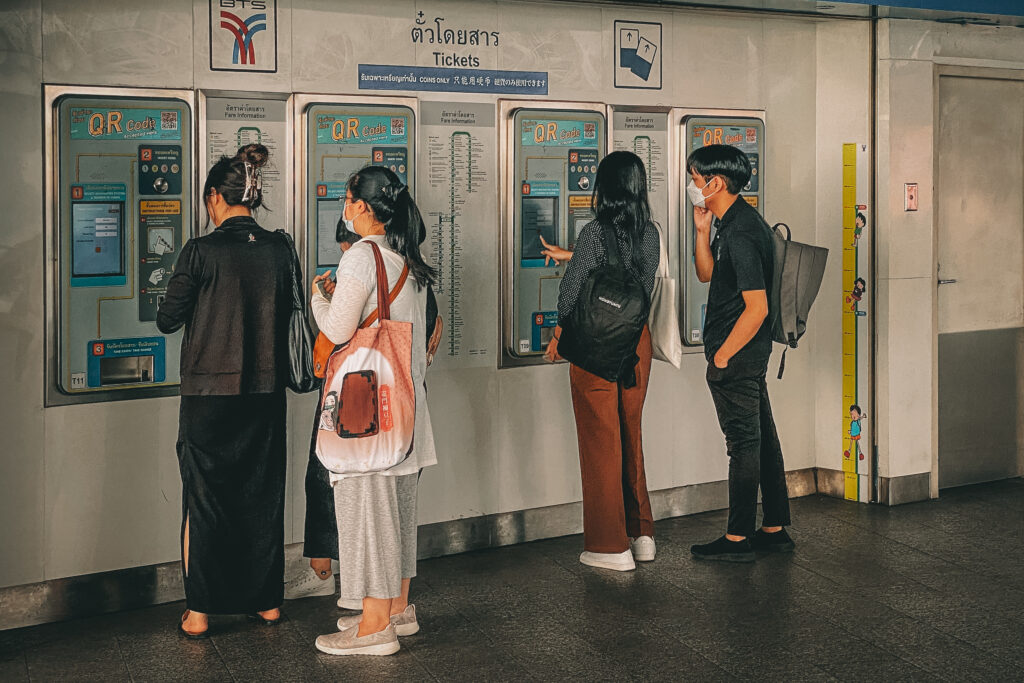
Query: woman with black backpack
543 151 661 572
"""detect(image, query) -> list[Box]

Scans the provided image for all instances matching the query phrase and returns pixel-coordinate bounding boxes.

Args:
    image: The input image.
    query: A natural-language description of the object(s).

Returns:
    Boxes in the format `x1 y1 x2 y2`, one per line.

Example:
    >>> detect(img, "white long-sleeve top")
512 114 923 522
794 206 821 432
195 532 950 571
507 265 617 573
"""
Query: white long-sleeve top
310 234 436 482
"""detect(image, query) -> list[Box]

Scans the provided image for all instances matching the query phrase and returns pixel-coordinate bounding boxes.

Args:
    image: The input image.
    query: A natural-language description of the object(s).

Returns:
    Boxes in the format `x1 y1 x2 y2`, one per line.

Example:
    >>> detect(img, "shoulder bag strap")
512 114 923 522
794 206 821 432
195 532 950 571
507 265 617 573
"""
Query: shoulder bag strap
359 242 410 329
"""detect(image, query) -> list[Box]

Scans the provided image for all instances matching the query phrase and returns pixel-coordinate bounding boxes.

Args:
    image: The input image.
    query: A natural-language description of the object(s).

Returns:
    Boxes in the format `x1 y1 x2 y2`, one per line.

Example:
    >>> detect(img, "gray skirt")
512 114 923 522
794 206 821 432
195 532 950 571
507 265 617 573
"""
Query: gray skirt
333 473 418 601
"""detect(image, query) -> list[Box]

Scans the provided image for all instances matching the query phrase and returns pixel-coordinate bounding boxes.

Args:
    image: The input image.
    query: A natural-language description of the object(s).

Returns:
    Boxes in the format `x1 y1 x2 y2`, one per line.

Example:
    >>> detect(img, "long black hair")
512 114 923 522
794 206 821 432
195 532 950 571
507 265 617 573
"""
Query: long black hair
203 143 270 212
592 151 651 275
347 166 436 288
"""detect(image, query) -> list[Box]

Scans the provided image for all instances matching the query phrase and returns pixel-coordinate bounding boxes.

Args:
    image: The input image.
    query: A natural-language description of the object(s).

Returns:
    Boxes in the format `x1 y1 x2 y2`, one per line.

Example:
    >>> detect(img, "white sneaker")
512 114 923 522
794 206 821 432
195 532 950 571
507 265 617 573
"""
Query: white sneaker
284 566 336 600
338 597 363 610
579 549 636 572
315 623 400 656
631 536 656 562
337 604 419 637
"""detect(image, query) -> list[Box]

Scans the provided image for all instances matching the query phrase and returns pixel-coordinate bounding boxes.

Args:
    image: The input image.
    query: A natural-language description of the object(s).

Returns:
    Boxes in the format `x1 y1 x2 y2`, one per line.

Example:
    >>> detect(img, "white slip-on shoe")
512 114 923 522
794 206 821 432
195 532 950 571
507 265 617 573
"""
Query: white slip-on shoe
337 604 419 637
579 549 636 572
315 623 400 656
631 536 656 562
337 597 363 611
284 566 336 600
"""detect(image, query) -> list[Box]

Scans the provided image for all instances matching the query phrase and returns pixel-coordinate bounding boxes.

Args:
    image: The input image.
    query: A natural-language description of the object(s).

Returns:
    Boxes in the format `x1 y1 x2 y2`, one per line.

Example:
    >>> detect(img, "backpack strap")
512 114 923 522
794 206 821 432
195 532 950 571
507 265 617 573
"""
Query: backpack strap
360 241 410 328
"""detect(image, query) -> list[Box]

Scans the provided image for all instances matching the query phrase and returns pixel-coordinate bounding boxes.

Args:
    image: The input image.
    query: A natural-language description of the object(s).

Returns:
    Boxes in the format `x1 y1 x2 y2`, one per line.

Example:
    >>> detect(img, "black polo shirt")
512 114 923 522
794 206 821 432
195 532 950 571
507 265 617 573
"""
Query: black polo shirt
703 196 774 365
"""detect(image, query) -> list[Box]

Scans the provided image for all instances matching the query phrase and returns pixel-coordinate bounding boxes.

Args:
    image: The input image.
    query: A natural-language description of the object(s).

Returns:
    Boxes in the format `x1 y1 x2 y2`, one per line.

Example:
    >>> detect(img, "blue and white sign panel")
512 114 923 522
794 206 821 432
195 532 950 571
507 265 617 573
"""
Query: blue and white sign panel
359 65 548 95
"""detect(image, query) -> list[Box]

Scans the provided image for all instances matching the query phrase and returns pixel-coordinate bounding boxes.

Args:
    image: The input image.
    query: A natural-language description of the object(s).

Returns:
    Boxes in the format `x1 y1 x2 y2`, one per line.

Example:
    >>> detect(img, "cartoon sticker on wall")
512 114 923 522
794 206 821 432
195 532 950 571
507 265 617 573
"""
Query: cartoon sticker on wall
845 404 866 463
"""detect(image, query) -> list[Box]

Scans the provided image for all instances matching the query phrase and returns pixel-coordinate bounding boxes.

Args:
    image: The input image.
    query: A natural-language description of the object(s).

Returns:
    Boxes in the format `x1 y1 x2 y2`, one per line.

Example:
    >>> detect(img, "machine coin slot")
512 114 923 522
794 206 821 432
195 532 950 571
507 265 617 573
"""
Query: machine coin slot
501 104 605 365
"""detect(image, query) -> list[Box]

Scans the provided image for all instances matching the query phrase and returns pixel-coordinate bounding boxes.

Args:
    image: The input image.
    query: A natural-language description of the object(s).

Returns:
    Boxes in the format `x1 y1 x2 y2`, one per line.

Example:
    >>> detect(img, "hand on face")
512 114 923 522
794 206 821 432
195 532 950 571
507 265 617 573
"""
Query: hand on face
694 205 714 234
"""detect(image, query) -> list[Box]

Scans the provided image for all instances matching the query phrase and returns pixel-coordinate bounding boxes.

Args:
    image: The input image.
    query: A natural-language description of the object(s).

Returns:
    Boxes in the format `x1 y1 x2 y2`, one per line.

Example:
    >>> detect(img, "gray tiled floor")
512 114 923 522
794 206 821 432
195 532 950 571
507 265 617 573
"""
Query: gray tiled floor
3 479 1024 682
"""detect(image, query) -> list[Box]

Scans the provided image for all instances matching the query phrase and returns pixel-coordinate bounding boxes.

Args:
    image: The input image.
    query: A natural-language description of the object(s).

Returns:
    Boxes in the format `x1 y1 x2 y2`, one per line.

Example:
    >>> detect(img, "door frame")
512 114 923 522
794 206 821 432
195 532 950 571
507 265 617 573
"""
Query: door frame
932 65 1024 497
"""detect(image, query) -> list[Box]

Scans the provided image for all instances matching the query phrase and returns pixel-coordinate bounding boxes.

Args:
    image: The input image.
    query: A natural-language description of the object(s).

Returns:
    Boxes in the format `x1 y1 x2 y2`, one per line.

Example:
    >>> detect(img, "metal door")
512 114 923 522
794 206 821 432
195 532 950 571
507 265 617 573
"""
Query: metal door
936 71 1024 489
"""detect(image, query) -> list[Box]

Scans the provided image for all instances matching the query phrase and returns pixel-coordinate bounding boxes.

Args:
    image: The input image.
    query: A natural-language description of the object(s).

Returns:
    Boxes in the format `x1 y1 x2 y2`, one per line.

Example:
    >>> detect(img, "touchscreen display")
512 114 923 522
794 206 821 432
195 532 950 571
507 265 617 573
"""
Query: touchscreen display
317 197 343 268
521 196 558 261
71 201 124 278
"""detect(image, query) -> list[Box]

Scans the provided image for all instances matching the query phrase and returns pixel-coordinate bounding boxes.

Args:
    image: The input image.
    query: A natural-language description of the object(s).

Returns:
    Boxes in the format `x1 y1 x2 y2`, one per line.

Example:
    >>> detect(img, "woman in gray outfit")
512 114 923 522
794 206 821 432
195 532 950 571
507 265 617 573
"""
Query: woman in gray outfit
309 166 437 657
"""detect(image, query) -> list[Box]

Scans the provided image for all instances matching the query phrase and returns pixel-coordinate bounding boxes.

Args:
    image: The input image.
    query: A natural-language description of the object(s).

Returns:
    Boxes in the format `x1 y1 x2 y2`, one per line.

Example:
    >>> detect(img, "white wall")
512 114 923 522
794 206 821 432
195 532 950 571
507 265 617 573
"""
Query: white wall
874 19 1024 490
0 0 870 588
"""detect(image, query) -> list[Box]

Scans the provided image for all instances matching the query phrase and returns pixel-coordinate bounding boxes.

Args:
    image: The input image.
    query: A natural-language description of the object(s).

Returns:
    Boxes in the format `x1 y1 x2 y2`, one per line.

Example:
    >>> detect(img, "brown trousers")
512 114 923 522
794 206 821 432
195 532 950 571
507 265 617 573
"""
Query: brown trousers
569 326 655 553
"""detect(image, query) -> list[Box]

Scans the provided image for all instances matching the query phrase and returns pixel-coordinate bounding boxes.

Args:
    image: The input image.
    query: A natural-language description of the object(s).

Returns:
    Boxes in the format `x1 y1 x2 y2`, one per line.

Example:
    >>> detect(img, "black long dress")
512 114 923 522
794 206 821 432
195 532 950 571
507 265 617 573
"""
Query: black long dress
158 215 293 614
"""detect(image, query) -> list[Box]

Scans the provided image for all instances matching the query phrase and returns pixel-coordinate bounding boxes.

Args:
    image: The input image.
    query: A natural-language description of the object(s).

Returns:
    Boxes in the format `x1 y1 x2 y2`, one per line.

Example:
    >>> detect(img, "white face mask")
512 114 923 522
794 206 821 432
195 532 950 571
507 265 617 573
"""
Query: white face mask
687 178 719 208
342 200 356 233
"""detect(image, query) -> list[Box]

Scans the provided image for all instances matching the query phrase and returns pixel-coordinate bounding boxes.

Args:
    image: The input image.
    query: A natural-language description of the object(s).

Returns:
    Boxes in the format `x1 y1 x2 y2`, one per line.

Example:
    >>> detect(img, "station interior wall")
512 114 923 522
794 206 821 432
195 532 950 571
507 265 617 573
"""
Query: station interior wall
872 19 1024 496
0 0 989 590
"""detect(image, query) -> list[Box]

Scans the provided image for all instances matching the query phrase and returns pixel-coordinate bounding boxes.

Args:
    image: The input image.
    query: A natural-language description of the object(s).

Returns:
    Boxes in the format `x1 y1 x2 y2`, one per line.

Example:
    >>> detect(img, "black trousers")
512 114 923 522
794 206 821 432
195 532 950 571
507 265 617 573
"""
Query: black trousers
706 358 791 538
304 382 339 560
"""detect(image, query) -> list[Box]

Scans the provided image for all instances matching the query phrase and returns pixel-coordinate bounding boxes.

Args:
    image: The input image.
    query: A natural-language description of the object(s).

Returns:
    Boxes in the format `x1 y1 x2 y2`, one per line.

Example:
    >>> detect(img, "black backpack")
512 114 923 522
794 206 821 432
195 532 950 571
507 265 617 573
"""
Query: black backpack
768 222 828 378
558 223 650 386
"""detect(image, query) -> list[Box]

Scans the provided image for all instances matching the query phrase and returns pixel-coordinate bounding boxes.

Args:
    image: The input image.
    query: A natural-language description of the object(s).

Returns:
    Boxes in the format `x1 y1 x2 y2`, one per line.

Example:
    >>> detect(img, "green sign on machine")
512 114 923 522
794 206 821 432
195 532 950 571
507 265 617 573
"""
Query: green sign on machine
68 107 183 141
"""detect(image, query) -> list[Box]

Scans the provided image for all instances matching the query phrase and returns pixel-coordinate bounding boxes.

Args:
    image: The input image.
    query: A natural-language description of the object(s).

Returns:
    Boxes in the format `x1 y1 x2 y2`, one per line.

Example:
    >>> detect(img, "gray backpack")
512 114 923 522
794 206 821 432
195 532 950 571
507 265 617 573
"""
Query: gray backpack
769 222 828 378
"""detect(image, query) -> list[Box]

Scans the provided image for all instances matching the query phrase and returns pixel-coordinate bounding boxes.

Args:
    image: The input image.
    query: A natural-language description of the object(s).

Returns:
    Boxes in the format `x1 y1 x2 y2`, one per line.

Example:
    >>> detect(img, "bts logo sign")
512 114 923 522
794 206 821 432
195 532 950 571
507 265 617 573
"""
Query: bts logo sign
209 0 278 73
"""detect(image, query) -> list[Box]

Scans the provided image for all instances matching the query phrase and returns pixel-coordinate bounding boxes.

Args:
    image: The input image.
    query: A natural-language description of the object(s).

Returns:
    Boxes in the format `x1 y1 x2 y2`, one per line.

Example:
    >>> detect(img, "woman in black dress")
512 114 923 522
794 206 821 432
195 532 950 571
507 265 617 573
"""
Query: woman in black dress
157 143 294 637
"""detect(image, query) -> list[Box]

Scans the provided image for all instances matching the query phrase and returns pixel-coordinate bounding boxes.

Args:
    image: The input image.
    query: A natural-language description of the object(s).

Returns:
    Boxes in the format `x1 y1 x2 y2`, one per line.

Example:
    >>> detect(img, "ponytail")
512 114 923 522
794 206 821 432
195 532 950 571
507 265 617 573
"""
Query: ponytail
347 166 436 288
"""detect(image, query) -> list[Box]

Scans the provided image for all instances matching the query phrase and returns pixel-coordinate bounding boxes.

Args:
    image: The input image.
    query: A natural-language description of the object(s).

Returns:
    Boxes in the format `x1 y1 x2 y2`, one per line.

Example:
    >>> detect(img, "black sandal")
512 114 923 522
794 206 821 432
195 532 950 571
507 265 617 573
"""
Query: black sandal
248 610 283 626
179 610 210 639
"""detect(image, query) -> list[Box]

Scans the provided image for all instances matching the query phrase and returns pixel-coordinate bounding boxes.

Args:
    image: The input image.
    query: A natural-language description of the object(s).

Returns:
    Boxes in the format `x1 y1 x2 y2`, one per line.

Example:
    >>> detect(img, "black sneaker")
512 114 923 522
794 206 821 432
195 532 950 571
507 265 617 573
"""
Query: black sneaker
751 528 796 553
690 536 755 563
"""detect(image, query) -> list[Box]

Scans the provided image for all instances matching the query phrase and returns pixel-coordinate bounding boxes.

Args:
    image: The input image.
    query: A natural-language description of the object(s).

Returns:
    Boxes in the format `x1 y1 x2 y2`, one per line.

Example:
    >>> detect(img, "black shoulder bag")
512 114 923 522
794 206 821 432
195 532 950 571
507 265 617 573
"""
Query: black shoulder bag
278 230 317 394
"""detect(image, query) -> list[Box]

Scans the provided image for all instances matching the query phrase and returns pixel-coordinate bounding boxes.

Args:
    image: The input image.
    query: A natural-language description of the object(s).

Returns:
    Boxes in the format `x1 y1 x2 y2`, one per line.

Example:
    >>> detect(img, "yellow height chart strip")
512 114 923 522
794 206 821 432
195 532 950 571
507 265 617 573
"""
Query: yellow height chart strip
841 144 859 501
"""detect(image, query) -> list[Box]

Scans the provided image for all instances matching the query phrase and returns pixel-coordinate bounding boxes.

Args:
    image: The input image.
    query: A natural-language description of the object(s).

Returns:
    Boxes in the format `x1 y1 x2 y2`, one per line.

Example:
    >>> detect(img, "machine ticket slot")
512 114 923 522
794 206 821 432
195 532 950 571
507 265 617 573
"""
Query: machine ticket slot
306 105 415 276
53 95 192 401
508 109 604 359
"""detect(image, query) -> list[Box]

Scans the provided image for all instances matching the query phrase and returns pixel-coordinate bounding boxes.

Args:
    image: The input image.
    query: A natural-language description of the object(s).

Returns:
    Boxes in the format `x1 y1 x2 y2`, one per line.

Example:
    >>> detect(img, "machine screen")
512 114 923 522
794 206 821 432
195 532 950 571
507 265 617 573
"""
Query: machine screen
521 196 558 261
317 197 344 268
71 201 124 278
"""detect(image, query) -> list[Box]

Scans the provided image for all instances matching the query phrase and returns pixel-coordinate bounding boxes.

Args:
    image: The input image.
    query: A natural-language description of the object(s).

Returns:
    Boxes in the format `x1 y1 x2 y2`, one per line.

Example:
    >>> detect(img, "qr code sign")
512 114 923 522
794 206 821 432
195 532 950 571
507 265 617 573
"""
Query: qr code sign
390 117 405 137
160 111 178 131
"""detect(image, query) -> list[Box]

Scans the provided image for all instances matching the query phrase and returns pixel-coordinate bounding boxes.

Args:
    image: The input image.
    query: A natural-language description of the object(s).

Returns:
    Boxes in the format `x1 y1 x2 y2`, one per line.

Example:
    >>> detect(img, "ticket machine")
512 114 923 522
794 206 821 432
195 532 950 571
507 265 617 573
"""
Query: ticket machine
295 95 417 279
678 112 765 346
499 101 607 367
45 87 194 405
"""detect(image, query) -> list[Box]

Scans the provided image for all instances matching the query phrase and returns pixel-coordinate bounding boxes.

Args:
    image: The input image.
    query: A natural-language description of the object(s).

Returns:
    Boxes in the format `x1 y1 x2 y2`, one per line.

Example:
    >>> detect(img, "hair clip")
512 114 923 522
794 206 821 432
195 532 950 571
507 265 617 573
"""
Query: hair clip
241 161 262 203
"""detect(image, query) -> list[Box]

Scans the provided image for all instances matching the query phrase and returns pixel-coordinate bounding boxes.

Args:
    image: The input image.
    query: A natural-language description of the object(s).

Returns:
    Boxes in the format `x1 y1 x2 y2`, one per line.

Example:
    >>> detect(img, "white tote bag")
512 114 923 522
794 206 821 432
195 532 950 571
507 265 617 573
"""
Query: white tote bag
648 224 683 368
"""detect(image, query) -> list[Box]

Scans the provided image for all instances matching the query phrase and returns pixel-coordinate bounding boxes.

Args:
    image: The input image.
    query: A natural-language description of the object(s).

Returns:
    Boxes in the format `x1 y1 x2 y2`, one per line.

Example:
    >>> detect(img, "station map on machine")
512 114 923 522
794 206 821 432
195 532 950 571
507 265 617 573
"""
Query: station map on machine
612 111 669 234
420 101 495 369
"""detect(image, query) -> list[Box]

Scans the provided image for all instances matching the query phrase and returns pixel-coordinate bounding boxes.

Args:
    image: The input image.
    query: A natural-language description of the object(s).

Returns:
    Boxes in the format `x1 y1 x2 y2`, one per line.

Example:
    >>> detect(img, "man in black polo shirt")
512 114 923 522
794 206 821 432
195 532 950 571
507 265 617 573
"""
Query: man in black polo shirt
686 144 793 562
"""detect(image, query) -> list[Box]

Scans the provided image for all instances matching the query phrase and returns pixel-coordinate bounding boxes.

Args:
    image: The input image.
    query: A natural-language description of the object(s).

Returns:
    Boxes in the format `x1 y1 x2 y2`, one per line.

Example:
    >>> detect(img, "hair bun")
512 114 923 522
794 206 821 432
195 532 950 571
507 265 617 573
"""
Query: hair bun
237 143 269 169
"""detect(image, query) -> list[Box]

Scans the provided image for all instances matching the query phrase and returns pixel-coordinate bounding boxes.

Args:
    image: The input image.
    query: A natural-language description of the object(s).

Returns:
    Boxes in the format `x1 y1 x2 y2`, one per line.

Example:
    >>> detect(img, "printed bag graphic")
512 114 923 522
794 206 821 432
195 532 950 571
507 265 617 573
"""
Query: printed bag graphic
316 243 415 475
